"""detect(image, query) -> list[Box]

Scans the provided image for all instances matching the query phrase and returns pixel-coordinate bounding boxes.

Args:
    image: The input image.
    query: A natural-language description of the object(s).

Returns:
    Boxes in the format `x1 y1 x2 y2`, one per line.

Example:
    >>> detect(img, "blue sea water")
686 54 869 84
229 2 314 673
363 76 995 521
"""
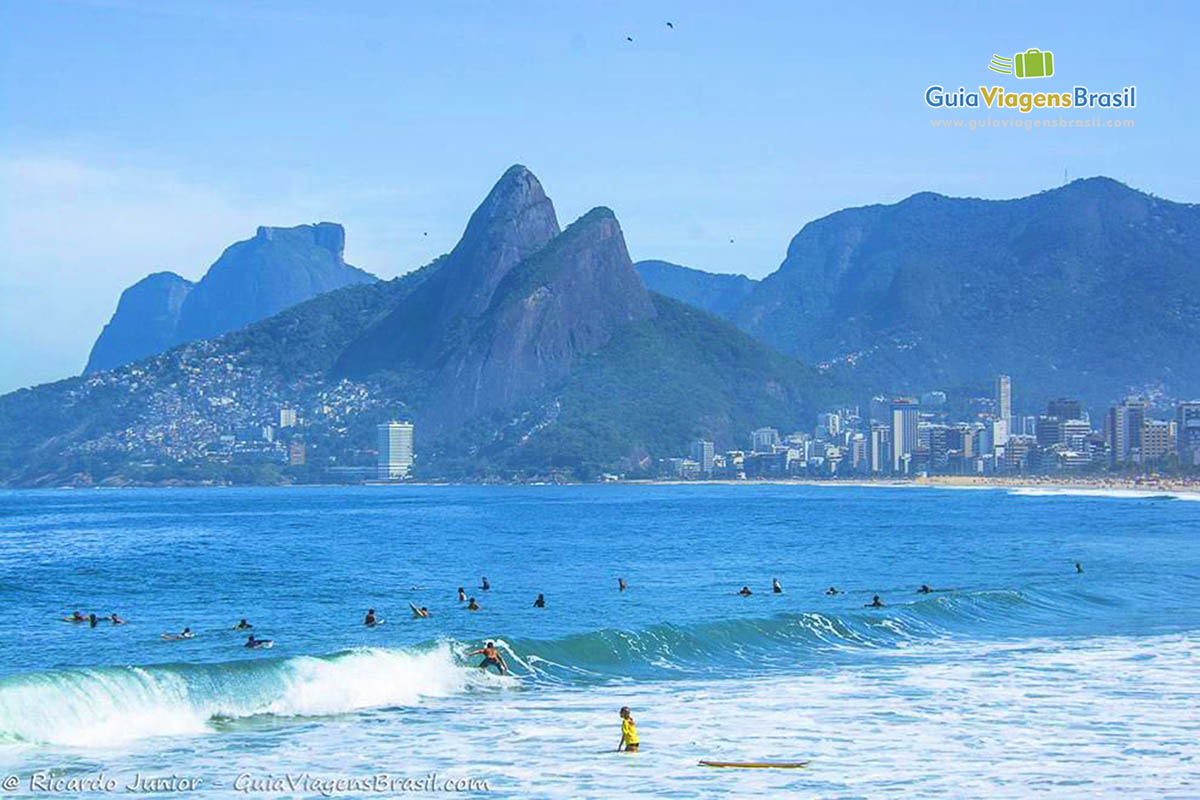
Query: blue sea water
0 484 1197 797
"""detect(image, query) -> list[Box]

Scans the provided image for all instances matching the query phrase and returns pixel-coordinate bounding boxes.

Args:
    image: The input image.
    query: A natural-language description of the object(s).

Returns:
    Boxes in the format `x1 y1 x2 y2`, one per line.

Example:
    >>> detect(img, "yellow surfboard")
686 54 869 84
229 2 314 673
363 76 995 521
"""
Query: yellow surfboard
698 760 810 769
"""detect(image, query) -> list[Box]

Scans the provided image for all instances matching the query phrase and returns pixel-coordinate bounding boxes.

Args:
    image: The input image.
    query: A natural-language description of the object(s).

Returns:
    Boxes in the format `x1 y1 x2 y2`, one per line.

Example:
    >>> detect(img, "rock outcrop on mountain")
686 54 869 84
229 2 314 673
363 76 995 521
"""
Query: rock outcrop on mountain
85 272 194 374
84 222 375 373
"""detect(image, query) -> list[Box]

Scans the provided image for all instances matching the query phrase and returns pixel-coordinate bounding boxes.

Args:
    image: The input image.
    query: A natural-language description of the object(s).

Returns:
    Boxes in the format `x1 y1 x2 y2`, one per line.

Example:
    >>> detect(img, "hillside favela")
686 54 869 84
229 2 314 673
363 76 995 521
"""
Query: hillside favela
3 171 1198 489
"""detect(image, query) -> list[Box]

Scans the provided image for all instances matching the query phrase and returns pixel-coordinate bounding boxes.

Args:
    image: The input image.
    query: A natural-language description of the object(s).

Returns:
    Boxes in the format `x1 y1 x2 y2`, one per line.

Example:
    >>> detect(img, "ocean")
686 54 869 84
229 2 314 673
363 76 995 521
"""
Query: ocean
0 484 1196 797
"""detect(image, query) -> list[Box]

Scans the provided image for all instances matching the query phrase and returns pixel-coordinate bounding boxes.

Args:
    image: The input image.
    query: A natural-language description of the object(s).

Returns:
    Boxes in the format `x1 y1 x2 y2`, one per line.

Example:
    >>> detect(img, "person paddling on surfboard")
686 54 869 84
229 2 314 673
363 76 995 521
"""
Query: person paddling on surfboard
109 613 126 625
364 608 379 627
772 578 783 594
234 619 252 630
410 603 430 618
245 634 272 649
866 595 884 608
618 706 640 752
738 586 753 596
470 642 508 674
467 597 480 611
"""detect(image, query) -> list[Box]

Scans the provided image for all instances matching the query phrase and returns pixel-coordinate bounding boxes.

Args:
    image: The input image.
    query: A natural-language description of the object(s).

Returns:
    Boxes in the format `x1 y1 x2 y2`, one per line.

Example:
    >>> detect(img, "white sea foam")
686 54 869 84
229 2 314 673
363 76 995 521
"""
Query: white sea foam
0 644 497 747
1009 486 1200 502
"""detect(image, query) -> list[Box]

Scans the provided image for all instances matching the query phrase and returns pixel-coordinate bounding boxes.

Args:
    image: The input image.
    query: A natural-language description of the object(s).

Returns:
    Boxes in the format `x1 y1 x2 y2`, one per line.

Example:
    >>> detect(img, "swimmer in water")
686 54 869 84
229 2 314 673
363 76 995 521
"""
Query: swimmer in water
533 593 545 608
467 597 480 611
918 585 933 594
866 595 884 608
738 586 753 596
470 641 508 674
234 619 252 630
364 608 378 627
772 578 783 594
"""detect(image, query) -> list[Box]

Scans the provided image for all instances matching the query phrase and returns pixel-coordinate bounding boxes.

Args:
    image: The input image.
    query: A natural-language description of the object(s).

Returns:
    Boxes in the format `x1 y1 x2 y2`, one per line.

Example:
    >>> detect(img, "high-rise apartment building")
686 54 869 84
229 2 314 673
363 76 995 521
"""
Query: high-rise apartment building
376 421 415 480
995 374 1012 431
689 439 715 475
891 399 919 474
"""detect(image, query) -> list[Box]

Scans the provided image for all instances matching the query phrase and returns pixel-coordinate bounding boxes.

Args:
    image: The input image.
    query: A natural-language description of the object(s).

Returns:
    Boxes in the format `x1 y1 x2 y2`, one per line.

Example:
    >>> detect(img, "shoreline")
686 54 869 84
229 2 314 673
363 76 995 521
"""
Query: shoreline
629 475 1200 497
12 475 1200 498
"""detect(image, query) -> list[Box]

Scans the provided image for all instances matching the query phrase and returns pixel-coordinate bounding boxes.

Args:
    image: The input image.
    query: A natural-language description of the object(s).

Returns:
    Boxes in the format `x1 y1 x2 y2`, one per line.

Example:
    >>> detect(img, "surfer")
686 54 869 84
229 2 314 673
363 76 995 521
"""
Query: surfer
618 706 640 752
163 626 194 640
458 586 466 602
88 613 98 628
772 578 783 594
1075 562 1083 574
364 608 379 627
533 593 545 608
65 610 86 622
480 577 491 591
738 586 753 596
866 595 884 608
618 577 628 592
245 634 271 649
918 585 933 594
410 603 430 618
470 642 508 674
233 619 252 630
467 597 480 611
109 613 126 625
825 587 841 596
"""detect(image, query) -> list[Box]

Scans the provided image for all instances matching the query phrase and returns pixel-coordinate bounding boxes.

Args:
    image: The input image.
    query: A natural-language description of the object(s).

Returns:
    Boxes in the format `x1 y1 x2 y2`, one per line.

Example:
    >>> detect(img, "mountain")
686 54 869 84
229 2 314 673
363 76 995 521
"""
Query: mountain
1 166 842 486
84 272 195 373
635 260 757 319
733 178 1200 406
334 165 561 377
84 222 375 374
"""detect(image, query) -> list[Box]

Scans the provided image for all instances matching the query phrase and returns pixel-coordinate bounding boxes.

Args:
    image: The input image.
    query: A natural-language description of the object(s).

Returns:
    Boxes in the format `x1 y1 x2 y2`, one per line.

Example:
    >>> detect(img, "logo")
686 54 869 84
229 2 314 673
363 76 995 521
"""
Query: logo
924 47 1136 114
989 49 1055 79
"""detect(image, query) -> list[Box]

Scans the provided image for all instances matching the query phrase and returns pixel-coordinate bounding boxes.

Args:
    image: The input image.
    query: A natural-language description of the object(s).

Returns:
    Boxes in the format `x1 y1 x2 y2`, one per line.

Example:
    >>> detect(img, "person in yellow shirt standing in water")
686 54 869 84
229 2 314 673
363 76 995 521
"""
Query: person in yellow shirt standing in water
618 706 640 752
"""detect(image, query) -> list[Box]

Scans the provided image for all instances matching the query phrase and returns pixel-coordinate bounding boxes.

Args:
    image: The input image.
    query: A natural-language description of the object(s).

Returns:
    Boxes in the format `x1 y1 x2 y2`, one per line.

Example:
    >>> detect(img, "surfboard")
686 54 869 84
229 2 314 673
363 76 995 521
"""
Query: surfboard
698 760 810 769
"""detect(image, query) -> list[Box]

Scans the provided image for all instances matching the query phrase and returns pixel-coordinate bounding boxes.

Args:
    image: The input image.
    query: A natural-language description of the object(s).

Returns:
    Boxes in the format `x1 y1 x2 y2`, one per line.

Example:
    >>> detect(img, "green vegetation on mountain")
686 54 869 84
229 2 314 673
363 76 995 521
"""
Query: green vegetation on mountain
733 177 1200 406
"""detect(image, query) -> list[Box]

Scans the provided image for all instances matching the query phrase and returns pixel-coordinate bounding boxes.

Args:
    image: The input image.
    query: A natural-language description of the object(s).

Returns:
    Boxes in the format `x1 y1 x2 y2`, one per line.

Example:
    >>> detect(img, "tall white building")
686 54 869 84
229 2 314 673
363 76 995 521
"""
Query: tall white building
689 439 715 475
377 421 415 480
891 400 919 474
279 407 298 428
995 374 1012 432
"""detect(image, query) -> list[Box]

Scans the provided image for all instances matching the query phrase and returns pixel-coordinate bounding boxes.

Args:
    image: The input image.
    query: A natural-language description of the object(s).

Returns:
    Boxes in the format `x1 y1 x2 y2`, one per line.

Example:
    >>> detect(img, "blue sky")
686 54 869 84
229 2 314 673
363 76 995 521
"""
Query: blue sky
1 0 1197 392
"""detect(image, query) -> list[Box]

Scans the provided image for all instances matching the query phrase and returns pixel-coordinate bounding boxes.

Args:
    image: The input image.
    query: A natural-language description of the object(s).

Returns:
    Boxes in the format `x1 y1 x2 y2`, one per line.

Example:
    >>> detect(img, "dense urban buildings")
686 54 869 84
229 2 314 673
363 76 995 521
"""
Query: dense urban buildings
657 374 1200 481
